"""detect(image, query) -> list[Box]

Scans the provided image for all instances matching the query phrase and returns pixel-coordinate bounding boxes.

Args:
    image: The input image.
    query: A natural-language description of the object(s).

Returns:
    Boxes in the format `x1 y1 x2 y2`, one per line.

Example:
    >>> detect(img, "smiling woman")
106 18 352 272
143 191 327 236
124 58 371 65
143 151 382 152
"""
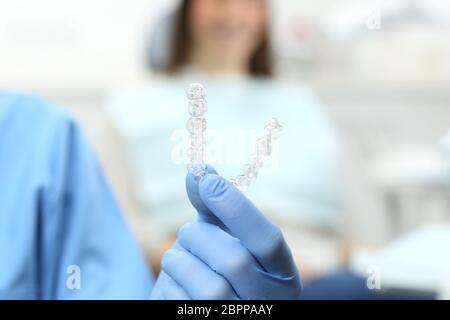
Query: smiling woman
166 0 273 76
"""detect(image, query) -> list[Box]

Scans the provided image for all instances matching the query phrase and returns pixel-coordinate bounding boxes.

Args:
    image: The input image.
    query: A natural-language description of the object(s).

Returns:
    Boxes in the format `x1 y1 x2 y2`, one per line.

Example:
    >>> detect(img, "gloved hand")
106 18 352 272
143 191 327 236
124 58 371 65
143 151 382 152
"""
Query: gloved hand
150 166 302 300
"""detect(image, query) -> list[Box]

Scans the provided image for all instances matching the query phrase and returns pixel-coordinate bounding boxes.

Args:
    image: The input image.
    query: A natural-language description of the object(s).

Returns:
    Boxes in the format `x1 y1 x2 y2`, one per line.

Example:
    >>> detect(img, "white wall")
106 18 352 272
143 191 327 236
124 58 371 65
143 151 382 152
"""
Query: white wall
0 0 178 92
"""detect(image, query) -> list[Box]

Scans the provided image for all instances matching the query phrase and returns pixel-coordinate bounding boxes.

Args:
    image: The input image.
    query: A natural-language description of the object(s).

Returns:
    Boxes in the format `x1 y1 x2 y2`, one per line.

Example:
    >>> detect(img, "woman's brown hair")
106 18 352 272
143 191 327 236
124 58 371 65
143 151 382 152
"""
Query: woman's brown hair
165 0 273 77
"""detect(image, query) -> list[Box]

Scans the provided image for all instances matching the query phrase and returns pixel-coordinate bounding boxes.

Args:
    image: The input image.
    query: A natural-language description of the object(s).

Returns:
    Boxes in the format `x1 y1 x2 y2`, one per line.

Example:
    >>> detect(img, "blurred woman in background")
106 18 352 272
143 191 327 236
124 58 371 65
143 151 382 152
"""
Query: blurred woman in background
107 0 339 275
164 0 273 76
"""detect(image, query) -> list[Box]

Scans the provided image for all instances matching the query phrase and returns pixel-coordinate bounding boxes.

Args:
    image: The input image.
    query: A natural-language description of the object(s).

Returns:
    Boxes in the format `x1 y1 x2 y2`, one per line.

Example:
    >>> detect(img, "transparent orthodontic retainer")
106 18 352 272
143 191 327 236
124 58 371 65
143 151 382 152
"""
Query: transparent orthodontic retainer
185 83 282 192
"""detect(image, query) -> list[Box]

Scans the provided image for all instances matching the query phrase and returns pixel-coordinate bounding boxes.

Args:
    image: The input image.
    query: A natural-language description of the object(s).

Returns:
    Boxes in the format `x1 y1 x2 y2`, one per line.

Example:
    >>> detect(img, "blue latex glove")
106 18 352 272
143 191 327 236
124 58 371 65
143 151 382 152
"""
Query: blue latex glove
150 166 302 300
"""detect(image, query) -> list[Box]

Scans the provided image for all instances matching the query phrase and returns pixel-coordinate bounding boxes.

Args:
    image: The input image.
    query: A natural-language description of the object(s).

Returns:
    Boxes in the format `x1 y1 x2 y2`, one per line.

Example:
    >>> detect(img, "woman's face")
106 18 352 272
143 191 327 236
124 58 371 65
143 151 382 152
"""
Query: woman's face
188 0 267 69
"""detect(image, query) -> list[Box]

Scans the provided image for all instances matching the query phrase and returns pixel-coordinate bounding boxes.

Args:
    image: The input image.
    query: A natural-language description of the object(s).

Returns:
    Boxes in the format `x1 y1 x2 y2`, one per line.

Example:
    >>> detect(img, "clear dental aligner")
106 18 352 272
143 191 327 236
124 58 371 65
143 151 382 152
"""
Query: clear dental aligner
186 83 208 177
230 118 283 192
185 83 283 191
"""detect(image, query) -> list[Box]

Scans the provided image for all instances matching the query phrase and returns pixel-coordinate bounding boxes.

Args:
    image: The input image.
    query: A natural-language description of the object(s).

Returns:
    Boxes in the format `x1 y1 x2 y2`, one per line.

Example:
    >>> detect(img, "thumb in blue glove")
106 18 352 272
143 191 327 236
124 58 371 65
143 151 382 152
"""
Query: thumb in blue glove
150 166 302 300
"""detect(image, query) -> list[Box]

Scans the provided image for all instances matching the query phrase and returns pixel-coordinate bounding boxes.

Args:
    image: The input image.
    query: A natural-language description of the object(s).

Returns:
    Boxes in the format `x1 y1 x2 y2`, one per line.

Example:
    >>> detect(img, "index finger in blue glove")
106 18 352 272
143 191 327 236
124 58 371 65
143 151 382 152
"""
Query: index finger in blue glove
189 171 297 277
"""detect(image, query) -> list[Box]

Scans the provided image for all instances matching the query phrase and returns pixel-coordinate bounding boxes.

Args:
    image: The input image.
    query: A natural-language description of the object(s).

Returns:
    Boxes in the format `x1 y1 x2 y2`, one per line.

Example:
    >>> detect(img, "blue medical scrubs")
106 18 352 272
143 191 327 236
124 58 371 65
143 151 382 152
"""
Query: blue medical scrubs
0 93 153 299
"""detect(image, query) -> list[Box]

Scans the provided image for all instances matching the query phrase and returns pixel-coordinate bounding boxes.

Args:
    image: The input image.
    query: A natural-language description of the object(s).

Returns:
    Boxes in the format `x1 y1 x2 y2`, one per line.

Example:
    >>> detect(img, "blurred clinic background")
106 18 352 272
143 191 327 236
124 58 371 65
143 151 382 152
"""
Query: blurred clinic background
1 0 450 299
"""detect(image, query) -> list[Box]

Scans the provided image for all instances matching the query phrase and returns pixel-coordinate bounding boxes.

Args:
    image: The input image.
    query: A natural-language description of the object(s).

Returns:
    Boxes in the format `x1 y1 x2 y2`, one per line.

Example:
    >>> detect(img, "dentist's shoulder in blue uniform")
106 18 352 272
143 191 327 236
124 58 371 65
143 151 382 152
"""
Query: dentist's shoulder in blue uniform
0 92 153 299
